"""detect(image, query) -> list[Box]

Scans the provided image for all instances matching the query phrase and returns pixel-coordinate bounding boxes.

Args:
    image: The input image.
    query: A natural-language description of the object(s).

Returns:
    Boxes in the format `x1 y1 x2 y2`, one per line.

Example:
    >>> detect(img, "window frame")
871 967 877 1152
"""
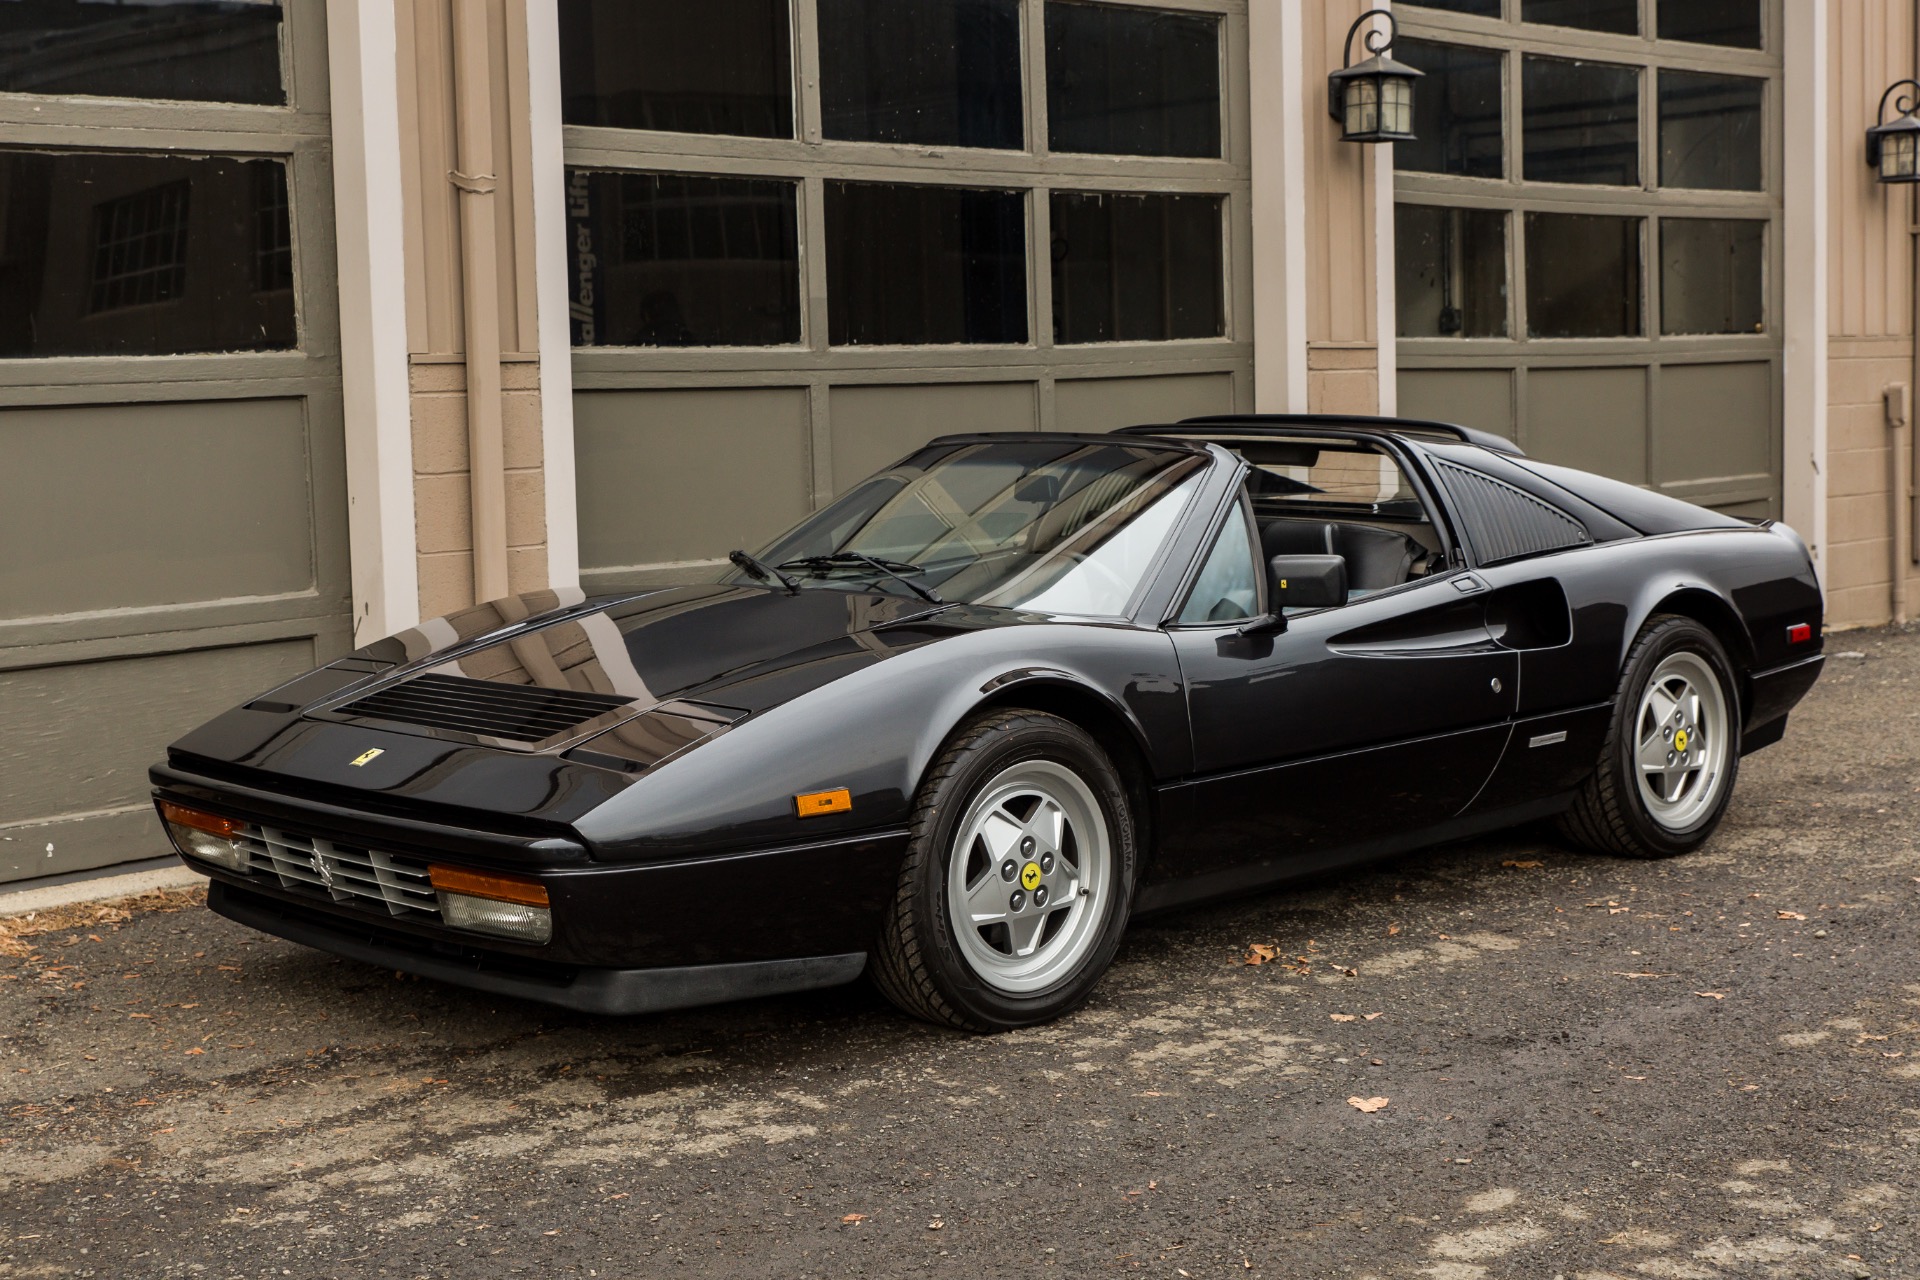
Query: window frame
561 0 1249 363
1167 485 1262 628
1395 0 1779 353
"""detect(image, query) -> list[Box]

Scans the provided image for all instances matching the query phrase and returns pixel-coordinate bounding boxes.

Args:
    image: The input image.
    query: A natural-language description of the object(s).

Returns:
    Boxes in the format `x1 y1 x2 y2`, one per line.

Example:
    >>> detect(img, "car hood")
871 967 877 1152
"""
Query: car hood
163 583 980 828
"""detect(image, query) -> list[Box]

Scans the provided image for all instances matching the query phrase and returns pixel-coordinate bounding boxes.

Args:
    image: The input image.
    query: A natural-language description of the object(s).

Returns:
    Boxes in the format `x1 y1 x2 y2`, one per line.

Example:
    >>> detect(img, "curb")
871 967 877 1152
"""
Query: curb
0 865 203 919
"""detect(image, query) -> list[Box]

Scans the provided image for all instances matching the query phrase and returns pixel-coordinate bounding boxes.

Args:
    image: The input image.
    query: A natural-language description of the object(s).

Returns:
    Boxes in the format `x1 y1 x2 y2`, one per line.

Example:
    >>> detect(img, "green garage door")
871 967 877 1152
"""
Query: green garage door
0 0 350 884
558 0 1256 586
1393 1 1784 520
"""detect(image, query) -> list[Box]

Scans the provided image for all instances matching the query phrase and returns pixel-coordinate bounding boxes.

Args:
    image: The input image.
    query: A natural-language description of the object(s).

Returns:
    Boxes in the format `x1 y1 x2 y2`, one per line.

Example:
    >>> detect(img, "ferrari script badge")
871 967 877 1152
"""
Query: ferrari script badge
349 748 385 768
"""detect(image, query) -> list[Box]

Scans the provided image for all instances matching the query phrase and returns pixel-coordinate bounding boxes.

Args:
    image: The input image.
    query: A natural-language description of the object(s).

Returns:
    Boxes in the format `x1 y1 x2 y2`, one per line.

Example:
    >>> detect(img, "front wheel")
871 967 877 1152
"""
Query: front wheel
1559 615 1742 859
871 709 1136 1032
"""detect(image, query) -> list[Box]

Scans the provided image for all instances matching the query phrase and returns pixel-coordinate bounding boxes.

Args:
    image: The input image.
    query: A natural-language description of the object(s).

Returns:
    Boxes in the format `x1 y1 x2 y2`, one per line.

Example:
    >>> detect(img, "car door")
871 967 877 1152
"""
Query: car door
1154 462 1519 890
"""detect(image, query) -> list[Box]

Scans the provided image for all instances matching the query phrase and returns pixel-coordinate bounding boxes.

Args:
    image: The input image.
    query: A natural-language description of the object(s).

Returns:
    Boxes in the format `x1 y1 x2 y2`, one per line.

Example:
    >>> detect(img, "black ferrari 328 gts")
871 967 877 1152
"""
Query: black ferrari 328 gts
153 416 1825 1031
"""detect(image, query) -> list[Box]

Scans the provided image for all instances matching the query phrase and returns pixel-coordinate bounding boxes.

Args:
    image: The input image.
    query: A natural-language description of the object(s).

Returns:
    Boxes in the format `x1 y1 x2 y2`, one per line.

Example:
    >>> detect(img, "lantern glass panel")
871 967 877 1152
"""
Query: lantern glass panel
1382 76 1414 137
1345 77 1380 138
1884 128 1920 182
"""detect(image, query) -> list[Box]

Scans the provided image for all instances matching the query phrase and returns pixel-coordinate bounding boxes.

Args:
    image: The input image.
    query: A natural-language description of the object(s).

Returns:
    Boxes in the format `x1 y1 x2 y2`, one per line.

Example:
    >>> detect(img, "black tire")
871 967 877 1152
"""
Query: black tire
871 709 1137 1032
1558 615 1743 859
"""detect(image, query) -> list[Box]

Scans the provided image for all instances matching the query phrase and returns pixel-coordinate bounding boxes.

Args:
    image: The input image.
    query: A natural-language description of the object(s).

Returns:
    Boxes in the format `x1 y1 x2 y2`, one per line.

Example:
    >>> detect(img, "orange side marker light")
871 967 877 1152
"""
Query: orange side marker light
796 788 853 818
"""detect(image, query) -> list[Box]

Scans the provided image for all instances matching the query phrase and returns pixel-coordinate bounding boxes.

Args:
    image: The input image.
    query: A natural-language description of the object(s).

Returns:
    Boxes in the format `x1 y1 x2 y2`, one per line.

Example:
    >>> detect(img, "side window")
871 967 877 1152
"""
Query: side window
1177 497 1260 624
1240 439 1450 598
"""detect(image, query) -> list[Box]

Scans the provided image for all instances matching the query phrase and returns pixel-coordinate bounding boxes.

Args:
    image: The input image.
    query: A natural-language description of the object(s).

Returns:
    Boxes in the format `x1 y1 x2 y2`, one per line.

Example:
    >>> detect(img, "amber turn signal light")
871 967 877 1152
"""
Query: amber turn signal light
795 787 853 818
159 801 239 839
428 864 550 907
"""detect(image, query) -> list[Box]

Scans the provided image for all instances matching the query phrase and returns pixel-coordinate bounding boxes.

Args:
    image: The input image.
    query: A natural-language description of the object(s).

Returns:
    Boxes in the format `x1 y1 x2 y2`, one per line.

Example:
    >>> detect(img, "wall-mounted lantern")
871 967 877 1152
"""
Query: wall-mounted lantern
1327 8 1423 144
1867 79 1920 183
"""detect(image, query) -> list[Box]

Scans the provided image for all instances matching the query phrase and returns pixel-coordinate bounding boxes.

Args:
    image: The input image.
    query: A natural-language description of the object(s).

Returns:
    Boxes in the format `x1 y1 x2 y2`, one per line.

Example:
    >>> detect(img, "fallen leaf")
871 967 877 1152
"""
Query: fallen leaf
927 1220 945 1230
1335 966 1358 977
1244 943 1278 965
1502 860 1544 869
841 1213 867 1224
1364 1012 1385 1021
1347 1096 1389 1113
1694 991 1727 1000
1387 923 1402 937
1329 1013 1358 1022
1777 911 1807 921
185 1048 205 1056
1611 972 1670 979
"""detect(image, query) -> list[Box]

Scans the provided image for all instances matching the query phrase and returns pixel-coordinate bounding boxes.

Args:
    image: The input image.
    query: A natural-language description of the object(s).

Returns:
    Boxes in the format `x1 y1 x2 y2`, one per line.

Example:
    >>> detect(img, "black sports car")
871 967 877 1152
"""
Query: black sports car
152 416 1825 1031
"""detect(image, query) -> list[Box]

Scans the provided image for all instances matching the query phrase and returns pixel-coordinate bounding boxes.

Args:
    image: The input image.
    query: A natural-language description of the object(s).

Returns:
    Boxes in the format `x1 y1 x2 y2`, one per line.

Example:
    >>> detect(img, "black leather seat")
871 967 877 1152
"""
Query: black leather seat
1260 517 1334 558
1329 523 1419 592
1260 517 1419 593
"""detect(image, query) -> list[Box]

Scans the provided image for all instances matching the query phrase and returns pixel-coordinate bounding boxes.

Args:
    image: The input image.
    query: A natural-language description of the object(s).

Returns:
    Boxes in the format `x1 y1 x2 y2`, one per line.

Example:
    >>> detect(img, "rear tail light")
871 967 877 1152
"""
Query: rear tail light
428 864 552 944
1787 622 1813 645
158 801 248 873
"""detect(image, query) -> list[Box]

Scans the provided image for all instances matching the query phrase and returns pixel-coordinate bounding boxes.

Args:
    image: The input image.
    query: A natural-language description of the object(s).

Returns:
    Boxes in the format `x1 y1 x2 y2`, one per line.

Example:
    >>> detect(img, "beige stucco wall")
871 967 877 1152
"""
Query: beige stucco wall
1825 0 1918 630
396 0 551 620
1302 0 1383 415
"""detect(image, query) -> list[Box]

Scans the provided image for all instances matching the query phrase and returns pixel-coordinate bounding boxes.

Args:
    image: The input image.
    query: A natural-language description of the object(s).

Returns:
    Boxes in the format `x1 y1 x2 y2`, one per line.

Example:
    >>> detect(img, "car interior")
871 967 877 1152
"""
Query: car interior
1179 437 1450 623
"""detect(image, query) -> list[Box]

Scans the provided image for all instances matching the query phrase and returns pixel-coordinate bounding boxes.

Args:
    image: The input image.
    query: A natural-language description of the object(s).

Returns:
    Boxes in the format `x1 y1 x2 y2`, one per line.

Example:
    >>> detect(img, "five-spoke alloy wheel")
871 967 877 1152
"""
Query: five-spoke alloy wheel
873 709 1136 1031
1561 615 1743 859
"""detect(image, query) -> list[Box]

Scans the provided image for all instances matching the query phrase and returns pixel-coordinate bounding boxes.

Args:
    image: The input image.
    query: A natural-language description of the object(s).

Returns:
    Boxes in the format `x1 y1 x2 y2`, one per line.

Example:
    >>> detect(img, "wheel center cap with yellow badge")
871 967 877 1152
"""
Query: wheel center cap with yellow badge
1019 861 1043 891
1673 728 1690 754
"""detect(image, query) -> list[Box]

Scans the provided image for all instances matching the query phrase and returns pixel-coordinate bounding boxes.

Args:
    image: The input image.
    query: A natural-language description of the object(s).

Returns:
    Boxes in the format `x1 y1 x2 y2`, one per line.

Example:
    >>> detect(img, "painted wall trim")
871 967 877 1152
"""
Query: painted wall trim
1250 0 1309 412
1781 0 1828 585
1372 138 1397 417
327 0 420 644
524 0 581 590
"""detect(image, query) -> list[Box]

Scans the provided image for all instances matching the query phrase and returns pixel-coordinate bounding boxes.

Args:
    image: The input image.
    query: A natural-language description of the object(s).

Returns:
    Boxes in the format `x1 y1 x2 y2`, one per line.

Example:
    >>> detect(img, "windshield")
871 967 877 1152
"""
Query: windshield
746 440 1206 617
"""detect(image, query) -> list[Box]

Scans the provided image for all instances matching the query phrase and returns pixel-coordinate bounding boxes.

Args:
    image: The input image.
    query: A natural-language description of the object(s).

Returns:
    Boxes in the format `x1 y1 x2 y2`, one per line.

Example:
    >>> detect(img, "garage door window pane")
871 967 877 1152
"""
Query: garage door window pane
1525 213 1642 338
558 0 793 138
1659 71 1763 191
1523 0 1638 35
826 183 1027 345
0 150 296 358
1051 191 1223 344
1658 0 1762 49
1661 219 1764 335
1523 56 1639 186
1045 2 1221 158
0 0 282 104
1396 39 1503 179
820 0 1022 150
1396 205 1507 338
565 170 800 348
1400 0 1500 15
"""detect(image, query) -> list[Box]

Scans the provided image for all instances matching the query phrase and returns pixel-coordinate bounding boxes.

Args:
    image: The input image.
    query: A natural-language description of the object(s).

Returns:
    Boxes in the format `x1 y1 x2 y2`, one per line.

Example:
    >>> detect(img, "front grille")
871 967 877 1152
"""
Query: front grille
237 823 442 923
335 672 635 744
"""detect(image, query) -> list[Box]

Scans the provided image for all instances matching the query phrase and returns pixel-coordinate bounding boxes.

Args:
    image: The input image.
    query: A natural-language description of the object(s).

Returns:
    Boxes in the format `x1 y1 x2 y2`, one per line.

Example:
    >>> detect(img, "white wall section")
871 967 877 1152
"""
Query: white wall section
328 0 420 642
524 0 581 590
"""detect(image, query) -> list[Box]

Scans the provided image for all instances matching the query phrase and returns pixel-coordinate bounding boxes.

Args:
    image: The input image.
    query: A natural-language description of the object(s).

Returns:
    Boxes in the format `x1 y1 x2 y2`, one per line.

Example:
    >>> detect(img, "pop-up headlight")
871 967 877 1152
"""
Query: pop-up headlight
428 864 552 945
158 801 249 873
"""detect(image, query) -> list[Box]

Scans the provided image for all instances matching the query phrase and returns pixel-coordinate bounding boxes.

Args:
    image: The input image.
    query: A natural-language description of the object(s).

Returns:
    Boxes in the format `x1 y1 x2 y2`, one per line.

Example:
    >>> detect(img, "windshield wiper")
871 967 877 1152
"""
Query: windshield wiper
728 549 801 594
778 553 945 605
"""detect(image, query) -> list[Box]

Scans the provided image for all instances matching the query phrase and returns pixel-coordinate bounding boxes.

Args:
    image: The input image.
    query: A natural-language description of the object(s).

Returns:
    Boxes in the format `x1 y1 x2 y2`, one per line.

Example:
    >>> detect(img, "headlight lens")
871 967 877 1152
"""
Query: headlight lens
158 801 248 873
429 864 552 945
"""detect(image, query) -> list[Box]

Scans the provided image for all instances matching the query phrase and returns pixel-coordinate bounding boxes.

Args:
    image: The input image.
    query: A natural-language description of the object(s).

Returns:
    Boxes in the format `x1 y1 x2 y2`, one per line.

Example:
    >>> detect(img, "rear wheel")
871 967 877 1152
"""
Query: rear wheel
1559 616 1742 859
872 709 1135 1032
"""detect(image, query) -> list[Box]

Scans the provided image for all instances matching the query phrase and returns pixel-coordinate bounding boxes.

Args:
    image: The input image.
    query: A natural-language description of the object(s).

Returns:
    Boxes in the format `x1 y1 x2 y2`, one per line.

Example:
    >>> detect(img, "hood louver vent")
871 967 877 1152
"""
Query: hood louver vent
337 673 636 745
1431 459 1591 566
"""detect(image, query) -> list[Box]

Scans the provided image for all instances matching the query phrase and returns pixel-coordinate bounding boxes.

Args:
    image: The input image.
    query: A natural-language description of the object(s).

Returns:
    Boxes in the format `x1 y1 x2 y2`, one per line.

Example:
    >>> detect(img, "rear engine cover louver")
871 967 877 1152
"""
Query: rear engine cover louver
1431 459 1591 566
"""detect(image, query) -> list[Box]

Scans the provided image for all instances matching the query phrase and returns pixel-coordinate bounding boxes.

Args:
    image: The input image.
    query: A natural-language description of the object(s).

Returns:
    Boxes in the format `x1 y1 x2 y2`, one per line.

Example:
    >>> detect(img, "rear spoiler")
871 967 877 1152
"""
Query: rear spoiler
1117 414 1527 458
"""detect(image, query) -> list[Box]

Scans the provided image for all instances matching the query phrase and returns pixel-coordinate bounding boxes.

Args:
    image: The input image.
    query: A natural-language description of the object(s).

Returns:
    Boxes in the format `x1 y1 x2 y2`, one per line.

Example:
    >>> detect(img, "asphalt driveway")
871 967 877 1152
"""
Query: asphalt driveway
3 629 1917 1279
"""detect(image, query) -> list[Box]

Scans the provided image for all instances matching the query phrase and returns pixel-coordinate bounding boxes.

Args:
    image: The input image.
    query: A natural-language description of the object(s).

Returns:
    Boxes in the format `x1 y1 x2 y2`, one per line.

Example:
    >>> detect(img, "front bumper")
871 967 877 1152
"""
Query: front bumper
208 882 867 1015
154 760 911 974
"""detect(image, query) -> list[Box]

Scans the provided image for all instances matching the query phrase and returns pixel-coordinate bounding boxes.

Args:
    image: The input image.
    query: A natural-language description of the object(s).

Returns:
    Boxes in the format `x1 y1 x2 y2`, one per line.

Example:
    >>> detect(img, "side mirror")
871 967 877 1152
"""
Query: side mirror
1269 554 1348 610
